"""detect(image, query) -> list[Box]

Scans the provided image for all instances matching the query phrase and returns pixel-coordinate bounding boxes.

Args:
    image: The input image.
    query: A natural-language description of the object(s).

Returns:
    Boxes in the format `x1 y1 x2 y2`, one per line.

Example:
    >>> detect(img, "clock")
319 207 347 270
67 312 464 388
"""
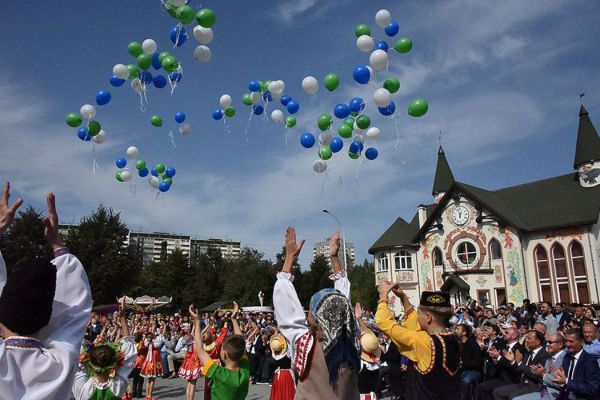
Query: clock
452 206 469 226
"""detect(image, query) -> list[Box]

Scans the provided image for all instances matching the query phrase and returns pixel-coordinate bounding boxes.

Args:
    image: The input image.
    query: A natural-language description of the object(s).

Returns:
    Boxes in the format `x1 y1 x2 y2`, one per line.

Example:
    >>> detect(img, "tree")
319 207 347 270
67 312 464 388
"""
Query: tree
296 254 331 308
221 248 276 306
349 259 379 311
182 246 225 309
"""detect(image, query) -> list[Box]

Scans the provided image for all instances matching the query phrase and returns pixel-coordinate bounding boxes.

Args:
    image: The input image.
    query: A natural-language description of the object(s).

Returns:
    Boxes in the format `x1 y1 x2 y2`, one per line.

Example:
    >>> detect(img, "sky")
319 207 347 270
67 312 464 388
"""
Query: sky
1 0 599 268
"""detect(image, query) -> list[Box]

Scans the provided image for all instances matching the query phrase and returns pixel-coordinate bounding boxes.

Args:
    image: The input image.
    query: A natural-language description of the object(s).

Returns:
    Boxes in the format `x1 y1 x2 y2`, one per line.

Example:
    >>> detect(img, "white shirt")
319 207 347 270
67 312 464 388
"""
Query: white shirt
0 251 92 400
566 349 583 384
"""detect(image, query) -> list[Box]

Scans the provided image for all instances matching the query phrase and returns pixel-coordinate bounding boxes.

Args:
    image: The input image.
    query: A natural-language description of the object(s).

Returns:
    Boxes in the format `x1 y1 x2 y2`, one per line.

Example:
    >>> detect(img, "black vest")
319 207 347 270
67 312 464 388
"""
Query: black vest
405 332 462 400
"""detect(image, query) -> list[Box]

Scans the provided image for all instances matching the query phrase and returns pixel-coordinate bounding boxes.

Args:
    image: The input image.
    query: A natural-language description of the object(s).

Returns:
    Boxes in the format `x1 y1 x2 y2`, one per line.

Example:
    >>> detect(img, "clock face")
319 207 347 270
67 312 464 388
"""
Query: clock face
452 206 469 226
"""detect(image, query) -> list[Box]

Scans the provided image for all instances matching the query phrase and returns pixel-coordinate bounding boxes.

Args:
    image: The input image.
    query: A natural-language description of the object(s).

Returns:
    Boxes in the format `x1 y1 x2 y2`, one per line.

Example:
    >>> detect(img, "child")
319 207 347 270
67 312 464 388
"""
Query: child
178 325 200 400
190 302 250 400
199 316 228 400
268 333 295 400
130 333 147 398
139 331 164 400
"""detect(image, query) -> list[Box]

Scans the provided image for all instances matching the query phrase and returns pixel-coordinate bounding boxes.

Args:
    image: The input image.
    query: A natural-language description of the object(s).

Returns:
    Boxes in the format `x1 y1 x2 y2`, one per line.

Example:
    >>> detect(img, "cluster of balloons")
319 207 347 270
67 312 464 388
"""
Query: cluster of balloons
66 101 110 144
212 94 236 121
115 146 177 193
301 73 340 95
151 112 192 136
238 80 298 128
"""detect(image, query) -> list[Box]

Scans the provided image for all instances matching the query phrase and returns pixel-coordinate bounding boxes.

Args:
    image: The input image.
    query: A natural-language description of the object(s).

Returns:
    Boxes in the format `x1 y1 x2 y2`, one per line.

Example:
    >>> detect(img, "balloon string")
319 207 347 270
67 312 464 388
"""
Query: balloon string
168 130 177 148
337 175 343 187
393 115 400 150
223 117 232 135
174 24 183 48
243 109 253 142
130 182 137 200
355 156 364 181
154 191 160 202
92 143 98 175
320 170 330 198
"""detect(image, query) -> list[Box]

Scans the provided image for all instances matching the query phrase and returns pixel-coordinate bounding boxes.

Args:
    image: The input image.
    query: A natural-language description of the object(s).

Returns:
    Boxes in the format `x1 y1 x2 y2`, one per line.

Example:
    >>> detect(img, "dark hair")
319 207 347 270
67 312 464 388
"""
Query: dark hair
419 305 453 326
457 323 472 336
556 302 566 307
529 329 546 345
486 323 501 335
541 301 552 308
89 345 117 369
564 328 583 341
222 334 246 362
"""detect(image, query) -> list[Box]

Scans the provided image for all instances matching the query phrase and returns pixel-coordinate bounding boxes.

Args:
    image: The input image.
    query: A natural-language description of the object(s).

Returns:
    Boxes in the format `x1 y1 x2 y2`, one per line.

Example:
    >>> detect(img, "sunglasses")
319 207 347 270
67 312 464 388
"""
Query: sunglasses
546 340 561 344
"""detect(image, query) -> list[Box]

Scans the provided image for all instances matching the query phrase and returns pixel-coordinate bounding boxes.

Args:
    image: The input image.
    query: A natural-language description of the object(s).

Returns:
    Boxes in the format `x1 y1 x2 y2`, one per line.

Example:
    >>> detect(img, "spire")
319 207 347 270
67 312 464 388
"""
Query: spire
573 104 600 169
432 146 455 196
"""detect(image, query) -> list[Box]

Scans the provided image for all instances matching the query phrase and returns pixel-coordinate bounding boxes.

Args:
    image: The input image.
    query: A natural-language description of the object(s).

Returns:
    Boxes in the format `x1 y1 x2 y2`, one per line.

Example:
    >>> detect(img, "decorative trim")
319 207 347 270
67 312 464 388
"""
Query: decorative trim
414 335 436 375
53 247 70 258
435 333 462 377
4 336 41 349
293 332 315 382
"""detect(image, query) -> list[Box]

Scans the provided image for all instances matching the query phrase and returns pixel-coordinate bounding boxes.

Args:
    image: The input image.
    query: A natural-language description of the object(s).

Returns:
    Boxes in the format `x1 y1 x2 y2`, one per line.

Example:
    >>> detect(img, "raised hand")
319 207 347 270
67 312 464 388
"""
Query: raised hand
43 193 63 250
503 349 515 362
189 304 199 322
285 226 305 258
232 301 239 317
355 302 363 320
0 182 23 236
377 280 398 300
328 230 341 258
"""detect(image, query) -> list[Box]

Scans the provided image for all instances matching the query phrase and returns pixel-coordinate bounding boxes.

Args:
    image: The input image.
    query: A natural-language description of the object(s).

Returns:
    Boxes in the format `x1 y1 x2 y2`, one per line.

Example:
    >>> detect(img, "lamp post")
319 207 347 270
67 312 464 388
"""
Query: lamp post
322 209 348 271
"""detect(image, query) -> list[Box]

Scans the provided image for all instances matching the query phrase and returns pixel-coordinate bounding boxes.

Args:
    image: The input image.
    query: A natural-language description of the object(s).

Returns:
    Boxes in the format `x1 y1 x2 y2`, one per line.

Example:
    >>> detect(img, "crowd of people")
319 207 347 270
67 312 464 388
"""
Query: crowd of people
1 182 600 400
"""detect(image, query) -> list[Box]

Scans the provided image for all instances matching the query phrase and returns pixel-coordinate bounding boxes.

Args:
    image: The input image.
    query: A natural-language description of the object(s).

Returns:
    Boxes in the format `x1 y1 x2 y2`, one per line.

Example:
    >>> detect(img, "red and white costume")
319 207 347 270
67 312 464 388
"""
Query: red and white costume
139 336 164 378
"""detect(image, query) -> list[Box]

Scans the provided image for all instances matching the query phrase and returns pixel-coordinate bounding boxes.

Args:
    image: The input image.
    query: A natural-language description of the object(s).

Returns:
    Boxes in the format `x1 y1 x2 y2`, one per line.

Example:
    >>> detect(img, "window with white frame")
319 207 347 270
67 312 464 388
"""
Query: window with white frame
454 240 478 267
377 253 389 272
394 251 412 270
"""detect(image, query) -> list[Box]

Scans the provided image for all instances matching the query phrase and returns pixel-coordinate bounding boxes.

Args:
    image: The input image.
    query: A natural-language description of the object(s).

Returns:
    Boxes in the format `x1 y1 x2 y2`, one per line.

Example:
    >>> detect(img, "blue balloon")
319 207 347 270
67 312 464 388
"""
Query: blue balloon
138 168 149 177
365 147 379 160
353 65 370 85
375 40 389 52
77 127 91 141
175 112 186 123
349 97 365 113
170 26 188 47
151 53 162 70
286 100 300 115
153 75 167 88
159 181 171 192
248 80 261 92
151 167 158 177
110 76 125 87
349 141 362 154
262 91 272 102
330 137 343 153
165 167 176 178
334 103 351 119
212 109 223 120
96 90 111 106
385 21 400 37
280 95 292 106
169 71 182 82
358 142 364 152
139 71 153 84
378 100 396 116
116 158 127 168
253 104 264 115
300 133 316 148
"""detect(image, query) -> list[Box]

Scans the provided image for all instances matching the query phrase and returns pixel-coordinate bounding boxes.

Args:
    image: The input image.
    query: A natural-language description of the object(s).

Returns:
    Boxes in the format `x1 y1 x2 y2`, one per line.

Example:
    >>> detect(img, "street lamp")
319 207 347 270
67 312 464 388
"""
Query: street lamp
322 209 348 271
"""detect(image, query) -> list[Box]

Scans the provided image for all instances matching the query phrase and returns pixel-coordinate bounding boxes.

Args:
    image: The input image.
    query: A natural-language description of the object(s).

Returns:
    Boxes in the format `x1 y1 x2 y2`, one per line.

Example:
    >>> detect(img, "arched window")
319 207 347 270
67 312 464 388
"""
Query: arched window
552 244 571 303
535 246 553 302
433 247 443 269
377 253 389 272
570 241 590 304
490 239 502 261
394 251 413 270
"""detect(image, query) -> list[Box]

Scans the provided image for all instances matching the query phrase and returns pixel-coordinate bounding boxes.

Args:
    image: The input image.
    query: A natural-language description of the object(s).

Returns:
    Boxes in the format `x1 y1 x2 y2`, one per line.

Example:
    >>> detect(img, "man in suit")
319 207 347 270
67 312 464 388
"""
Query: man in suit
553 303 571 329
492 329 550 399
538 302 559 334
551 328 600 399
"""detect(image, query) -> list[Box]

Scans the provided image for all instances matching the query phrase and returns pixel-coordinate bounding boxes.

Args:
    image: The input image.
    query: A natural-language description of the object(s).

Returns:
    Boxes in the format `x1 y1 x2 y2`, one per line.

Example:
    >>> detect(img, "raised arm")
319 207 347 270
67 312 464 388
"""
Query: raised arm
329 230 351 300
190 305 211 366
0 182 23 294
231 301 242 335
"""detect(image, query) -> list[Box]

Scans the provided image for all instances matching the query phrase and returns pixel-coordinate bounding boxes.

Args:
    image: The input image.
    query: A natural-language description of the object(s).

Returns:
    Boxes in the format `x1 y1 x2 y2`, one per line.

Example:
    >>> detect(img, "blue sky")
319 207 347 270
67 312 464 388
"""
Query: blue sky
1 1 599 268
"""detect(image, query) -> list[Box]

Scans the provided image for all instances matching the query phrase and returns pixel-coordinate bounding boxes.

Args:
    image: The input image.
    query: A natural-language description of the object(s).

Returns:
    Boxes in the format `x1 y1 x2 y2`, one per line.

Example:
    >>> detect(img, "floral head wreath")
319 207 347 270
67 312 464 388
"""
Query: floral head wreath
79 340 125 378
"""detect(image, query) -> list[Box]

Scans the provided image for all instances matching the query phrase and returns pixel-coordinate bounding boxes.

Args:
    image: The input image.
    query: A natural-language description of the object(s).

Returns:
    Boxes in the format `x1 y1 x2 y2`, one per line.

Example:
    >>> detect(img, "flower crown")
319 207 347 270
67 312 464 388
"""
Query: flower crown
79 340 125 378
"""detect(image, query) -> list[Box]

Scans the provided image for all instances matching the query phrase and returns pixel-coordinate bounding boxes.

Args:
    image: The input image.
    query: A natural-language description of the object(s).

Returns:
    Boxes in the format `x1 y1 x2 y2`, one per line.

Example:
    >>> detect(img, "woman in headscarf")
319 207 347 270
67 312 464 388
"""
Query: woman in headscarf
273 227 360 400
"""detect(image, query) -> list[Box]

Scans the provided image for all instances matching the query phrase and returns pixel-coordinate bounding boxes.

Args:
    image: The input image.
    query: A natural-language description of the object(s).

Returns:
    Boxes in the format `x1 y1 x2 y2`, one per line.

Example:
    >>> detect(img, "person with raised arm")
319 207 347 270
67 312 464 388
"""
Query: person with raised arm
0 182 93 399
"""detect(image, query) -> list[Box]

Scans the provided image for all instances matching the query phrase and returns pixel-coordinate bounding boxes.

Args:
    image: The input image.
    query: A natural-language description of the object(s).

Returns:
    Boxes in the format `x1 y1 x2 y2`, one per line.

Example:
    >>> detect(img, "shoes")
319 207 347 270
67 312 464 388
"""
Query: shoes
167 372 178 379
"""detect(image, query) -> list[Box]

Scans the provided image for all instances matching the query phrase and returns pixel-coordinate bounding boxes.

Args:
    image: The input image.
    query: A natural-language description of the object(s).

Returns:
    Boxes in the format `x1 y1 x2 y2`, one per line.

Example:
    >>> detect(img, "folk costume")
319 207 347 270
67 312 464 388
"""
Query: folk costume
178 343 201 380
375 291 462 400
358 329 381 400
0 248 93 400
202 326 228 400
269 334 296 400
130 338 148 398
139 336 164 378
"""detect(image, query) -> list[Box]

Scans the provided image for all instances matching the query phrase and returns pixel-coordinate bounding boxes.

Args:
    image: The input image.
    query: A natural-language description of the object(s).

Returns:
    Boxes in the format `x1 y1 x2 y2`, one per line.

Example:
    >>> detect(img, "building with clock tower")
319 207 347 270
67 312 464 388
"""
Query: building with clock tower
369 105 600 313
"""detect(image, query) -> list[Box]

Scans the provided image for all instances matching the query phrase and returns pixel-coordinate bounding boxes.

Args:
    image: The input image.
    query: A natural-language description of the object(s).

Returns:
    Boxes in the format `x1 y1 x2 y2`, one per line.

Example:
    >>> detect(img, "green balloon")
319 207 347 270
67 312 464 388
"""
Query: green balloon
137 54 152 70
319 146 333 160
317 114 333 131
158 52 172 64
408 98 428 117
128 41 143 58
355 24 371 38
165 3 178 18
196 8 216 28
151 115 163 127
87 120 101 136
259 81 268 92
338 124 353 139
126 64 140 80
161 56 179 72
66 112 82 128
155 163 166 174
224 107 236 118
242 93 253 106
343 117 355 127
350 111 359 117
349 151 360 159
285 116 296 128
356 115 371 129
135 160 146 170
384 77 400 94
116 171 123 182
177 5 195 24
162 177 173 185
323 73 340 92
394 37 413 53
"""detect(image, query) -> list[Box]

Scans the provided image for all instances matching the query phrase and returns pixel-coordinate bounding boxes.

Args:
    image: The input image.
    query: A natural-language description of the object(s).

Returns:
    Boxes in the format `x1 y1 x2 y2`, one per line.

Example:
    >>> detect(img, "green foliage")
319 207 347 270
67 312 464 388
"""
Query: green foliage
349 259 378 311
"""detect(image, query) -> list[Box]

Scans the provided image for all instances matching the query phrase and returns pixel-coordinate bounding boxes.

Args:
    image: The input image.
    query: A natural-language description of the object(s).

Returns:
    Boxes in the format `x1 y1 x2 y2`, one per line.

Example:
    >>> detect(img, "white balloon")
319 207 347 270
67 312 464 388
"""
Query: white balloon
250 92 261 105
271 109 284 123
353 121 364 133
356 35 374 52
179 124 192 135
142 39 157 55
271 89 283 100
92 130 107 144
131 78 143 93
220 94 232 108
170 0 187 6
149 176 160 188
370 49 388 72
80 104 96 120
121 170 132 182
373 88 392 107
193 45 212 63
113 64 130 79
366 66 374 82
353 134 365 144
318 132 333 146
375 9 392 28
313 160 328 174
302 76 319 95
126 146 139 159
193 26 213 44
366 127 381 140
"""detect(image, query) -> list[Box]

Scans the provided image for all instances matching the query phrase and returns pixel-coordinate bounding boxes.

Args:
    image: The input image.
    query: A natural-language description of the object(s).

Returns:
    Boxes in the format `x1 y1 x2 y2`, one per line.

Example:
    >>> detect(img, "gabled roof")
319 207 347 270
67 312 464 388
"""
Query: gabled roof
369 205 436 254
432 146 455 195
574 105 600 168
440 274 470 291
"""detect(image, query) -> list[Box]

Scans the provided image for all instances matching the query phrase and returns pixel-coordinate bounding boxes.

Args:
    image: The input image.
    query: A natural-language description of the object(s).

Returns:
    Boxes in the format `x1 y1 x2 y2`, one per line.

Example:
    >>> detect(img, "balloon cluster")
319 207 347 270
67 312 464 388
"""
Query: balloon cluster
301 73 340 94
115 146 177 193
150 111 191 135
212 94 236 121
65 95 111 145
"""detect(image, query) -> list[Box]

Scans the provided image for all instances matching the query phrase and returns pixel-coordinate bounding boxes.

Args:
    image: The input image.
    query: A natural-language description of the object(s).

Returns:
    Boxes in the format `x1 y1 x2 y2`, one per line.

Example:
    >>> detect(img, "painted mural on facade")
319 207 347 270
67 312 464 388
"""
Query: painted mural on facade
489 226 525 303
420 234 441 291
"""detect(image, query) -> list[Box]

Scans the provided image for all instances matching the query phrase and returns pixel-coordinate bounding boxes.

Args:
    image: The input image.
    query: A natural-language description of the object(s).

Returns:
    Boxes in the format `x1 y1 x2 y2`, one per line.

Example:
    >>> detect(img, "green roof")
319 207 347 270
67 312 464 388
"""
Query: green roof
432 146 455 195
369 205 435 253
574 105 600 168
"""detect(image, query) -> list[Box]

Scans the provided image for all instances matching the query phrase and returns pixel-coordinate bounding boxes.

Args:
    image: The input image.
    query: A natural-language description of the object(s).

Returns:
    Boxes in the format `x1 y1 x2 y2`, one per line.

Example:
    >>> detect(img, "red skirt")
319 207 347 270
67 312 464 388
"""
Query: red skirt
179 348 202 380
270 368 295 400
140 348 164 378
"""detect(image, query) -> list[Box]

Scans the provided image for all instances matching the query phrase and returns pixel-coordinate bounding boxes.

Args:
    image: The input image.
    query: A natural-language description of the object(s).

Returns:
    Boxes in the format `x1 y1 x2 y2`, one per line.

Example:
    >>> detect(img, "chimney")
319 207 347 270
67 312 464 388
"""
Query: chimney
418 204 427 228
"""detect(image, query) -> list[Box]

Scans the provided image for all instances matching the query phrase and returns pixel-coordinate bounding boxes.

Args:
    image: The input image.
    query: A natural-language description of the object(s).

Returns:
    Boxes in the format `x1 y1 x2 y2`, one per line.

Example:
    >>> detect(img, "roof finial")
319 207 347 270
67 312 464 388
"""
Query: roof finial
579 93 588 117
580 93 585 105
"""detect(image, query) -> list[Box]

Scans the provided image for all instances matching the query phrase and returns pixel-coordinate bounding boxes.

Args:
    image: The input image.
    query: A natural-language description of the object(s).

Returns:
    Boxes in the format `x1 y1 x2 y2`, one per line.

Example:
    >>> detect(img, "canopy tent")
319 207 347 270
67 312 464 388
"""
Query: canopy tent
117 295 172 313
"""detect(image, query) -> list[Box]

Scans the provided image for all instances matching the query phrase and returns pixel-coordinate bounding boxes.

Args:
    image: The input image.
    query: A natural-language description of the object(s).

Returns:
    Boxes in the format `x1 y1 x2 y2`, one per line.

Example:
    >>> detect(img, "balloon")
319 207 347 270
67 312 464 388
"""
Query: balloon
353 65 370 84
285 116 296 128
385 21 400 37
260 81 269 92
169 71 182 82
271 109 284 123
248 80 261 92
159 181 171 192
122 170 133 182
165 167 177 178
280 95 292 106
196 8 216 28
80 104 96 119
110 75 125 87
356 35 374 52
286 100 299 115
317 114 333 131
334 103 350 119
92 129 107 144
378 100 396 116
155 163 166 174
375 9 392 28
179 124 191 135
193 45 212 63
138 168 149 177
116 158 127 168
212 109 223 120
113 64 130 79
142 39 157 55
151 53 162 70
158 51 171 64
330 137 343 153
127 146 139 159
319 146 332 160
262 91 272 102
366 127 381 140
394 37 413 53
300 133 315 148
375 40 389 52
161 56 179 72
153 75 167 88
151 167 158 177
373 88 392 107
349 141 362 154
77 127 91 141
355 24 371 38
302 76 319 95
224 107 236 117
408 98 428 117
313 160 328 173
324 73 339 92
126 64 140 79
131 78 143 93
88 121 101 136
127 41 143 57
116 171 123 182
135 160 146 170
220 94 232 108
318 131 333 146
344 117 355 127
193 26 213 43
139 71 153 84
137 53 152 70
149 176 160 188
349 97 365 113
250 92 261 104
353 134 365 144
242 93 253 106
253 104 264 115
383 77 400 93
338 124 353 139
365 147 379 160
356 115 371 129
370 49 388 71
177 5 195 24
268 80 284 93
170 26 188 47
151 115 163 127
95 90 111 106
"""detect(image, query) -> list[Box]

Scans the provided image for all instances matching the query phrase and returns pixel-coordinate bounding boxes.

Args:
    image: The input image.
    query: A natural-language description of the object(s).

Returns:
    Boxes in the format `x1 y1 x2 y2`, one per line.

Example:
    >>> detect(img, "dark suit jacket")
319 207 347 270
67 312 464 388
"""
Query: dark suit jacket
558 350 600 399
554 311 572 328
511 347 550 383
